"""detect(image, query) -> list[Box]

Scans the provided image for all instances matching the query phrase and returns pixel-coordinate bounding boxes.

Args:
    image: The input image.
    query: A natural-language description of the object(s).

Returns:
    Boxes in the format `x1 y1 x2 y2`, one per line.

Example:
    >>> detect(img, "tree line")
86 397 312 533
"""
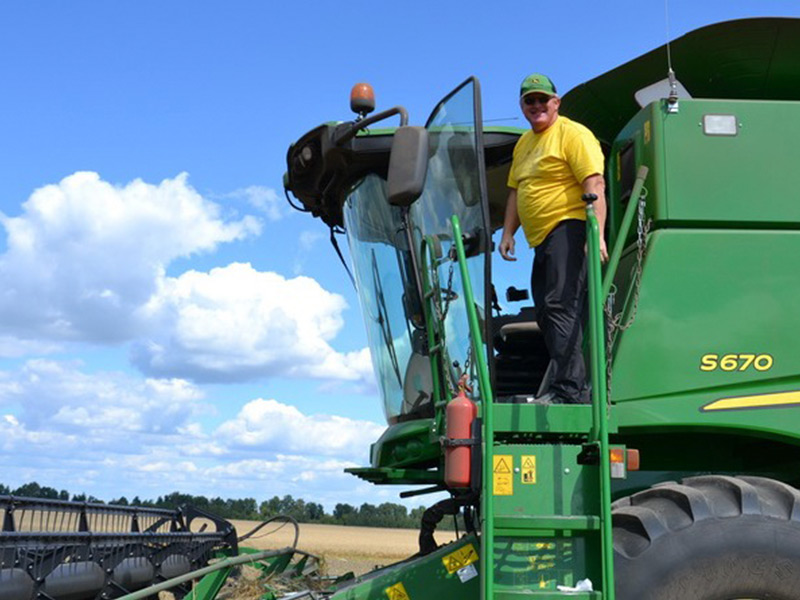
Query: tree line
0 482 443 529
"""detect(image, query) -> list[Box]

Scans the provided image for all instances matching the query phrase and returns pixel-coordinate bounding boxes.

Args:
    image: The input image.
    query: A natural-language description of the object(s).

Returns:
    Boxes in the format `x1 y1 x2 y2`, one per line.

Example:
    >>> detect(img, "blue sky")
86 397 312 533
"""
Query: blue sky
0 1 797 510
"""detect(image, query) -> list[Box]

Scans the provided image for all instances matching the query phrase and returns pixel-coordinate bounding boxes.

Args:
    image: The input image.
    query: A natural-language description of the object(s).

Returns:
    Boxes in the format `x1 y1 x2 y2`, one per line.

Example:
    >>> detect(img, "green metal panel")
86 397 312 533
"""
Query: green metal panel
663 99 800 224
492 404 617 435
493 536 598 595
183 567 232 600
490 444 602 593
369 419 440 469
330 535 480 600
494 593 600 600
606 102 661 249
611 229 800 402
492 445 600 519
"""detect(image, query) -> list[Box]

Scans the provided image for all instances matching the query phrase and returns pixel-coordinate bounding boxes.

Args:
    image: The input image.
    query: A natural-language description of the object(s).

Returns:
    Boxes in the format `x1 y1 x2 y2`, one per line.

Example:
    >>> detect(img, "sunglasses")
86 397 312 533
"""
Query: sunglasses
523 94 552 106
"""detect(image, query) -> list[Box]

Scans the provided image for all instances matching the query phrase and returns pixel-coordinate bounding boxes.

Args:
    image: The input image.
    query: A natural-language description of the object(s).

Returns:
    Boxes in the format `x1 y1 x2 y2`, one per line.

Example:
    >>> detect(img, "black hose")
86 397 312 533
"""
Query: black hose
418 494 477 556
237 514 300 550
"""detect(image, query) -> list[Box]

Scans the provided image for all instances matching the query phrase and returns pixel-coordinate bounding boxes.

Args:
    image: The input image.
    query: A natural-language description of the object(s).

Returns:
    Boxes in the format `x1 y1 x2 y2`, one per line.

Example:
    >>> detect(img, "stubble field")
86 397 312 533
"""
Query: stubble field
229 519 457 576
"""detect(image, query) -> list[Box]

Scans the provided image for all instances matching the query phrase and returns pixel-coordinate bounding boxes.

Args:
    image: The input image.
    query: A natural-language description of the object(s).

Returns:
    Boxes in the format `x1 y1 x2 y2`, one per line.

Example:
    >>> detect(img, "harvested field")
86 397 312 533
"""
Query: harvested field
229 519 457 576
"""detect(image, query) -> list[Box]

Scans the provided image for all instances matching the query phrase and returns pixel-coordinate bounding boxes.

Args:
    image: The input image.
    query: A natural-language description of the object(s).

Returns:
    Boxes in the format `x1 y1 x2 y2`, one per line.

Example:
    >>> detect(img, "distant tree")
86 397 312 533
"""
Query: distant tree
333 503 356 522
13 482 43 498
0 482 438 530
40 486 60 499
304 502 325 521
260 495 297 518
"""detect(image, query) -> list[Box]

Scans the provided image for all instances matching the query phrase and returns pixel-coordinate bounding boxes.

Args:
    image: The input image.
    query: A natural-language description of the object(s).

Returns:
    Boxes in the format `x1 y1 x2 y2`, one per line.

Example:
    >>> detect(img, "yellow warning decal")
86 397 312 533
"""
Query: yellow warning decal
385 582 411 600
521 455 536 484
702 390 800 412
442 543 479 574
493 455 513 496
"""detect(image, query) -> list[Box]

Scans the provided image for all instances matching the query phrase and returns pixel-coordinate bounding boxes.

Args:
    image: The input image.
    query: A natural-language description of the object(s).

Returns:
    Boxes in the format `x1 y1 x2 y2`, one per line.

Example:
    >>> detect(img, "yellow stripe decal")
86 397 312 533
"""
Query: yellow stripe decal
703 391 800 412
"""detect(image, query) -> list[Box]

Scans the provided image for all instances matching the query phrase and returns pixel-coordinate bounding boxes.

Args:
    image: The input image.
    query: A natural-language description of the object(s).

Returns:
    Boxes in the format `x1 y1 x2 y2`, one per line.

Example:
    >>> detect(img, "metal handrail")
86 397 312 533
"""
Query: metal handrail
602 165 650 301
584 197 616 600
451 215 495 600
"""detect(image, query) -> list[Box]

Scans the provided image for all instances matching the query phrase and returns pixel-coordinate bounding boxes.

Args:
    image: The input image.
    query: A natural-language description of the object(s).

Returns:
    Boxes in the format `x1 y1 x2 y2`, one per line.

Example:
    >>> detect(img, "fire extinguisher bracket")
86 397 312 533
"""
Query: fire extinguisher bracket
441 437 479 447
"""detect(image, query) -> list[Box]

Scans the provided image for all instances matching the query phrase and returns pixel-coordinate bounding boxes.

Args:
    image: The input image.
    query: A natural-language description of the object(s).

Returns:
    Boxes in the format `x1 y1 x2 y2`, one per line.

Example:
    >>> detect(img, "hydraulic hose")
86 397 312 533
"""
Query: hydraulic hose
418 494 477 556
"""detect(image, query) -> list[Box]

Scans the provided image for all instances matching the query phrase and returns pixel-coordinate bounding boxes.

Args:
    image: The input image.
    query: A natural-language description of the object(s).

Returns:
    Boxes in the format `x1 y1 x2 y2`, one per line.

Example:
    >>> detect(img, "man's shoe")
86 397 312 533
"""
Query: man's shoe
563 397 592 405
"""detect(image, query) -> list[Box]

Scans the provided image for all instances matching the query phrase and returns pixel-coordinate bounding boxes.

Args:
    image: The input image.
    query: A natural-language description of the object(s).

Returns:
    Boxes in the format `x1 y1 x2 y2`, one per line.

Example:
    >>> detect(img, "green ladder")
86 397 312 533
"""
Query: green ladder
451 200 615 600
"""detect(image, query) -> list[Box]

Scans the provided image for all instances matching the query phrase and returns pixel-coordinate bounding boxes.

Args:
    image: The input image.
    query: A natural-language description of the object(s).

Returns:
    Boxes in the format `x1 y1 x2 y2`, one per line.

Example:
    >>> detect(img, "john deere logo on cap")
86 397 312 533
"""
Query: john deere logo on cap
520 73 557 98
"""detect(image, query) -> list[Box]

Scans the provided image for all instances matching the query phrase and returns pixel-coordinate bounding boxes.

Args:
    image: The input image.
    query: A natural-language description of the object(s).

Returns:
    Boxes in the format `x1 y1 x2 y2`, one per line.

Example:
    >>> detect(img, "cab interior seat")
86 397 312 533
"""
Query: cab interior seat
491 306 550 399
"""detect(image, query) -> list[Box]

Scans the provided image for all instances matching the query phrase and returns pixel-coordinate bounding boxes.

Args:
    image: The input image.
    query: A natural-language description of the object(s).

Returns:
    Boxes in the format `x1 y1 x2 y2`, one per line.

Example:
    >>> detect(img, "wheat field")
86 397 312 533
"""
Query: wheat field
229 520 457 576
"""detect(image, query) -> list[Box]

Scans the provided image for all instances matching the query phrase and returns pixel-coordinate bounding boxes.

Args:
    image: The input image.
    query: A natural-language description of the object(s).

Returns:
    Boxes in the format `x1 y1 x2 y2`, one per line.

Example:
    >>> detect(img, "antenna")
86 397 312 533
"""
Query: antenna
664 0 679 113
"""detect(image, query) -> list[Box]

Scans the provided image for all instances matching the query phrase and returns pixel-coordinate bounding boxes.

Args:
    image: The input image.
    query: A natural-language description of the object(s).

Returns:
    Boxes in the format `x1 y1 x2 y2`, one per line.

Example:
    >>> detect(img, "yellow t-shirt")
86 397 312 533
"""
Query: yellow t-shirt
507 116 604 247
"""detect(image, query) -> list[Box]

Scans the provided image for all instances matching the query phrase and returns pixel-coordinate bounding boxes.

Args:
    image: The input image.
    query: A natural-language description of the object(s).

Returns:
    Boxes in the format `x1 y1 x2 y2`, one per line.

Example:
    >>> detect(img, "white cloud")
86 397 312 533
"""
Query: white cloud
223 185 283 220
0 336 62 358
0 359 205 435
298 230 324 251
0 171 260 343
213 398 384 459
132 262 374 384
0 172 373 386
0 367 386 510
293 229 326 275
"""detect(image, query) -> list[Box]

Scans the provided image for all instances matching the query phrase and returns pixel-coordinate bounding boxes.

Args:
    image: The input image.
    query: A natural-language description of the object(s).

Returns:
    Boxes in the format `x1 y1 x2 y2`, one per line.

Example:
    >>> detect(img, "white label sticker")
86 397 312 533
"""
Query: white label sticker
457 563 478 583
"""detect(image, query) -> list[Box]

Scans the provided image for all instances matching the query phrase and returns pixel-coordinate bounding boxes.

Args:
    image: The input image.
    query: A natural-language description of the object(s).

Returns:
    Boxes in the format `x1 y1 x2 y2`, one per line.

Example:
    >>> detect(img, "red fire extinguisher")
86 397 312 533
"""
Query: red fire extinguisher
444 377 477 488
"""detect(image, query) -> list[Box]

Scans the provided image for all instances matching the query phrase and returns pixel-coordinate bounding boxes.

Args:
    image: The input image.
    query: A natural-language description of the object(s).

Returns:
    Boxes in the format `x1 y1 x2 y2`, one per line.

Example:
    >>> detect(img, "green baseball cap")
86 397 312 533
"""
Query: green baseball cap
519 73 557 99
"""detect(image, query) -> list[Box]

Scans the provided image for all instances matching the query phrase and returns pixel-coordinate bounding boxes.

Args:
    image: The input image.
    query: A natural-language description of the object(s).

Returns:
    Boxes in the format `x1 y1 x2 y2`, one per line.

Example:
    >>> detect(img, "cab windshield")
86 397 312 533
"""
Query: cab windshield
343 175 425 424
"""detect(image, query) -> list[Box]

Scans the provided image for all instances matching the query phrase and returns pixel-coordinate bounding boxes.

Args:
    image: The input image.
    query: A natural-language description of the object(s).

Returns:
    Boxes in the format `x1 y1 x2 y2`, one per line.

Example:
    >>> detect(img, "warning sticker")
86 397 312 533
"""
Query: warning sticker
457 563 479 583
493 455 513 495
385 582 411 600
521 455 537 484
442 543 479 574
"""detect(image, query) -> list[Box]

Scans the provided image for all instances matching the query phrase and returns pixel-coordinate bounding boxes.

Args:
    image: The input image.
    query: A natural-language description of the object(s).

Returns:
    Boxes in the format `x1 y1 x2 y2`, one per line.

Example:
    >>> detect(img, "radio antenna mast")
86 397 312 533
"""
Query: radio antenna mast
664 0 680 112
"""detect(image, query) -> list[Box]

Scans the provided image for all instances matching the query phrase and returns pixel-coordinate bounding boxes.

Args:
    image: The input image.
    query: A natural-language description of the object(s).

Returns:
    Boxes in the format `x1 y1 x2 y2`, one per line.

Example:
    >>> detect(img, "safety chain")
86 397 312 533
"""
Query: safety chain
427 246 463 399
441 258 456 321
429 251 455 325
604 189 652 401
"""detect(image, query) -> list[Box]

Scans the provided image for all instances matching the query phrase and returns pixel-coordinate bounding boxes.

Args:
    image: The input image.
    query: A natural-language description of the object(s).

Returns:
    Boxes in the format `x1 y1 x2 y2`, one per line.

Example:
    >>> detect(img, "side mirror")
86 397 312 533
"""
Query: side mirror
388 126 428 207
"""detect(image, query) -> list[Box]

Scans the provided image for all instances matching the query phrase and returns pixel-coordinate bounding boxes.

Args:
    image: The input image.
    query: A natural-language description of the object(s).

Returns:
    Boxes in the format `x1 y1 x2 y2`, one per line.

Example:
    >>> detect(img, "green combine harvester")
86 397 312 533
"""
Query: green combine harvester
281 16 800 600
5 16 800 600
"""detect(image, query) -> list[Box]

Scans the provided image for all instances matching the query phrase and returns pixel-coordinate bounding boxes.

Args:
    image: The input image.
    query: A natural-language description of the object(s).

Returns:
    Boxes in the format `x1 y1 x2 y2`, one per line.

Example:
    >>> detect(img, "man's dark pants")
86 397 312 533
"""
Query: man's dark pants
530 219 590 403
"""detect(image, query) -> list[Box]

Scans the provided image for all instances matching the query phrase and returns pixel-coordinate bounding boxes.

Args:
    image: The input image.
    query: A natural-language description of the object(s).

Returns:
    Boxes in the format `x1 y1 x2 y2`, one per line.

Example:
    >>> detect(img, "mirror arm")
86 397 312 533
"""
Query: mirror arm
334 106 409 146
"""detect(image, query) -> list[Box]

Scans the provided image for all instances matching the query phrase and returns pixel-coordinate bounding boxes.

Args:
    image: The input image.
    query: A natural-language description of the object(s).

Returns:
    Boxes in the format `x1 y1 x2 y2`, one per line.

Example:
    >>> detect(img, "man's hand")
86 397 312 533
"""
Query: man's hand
599 237 609 263
500 189 521 261
582 174 608 263
499 232 517 261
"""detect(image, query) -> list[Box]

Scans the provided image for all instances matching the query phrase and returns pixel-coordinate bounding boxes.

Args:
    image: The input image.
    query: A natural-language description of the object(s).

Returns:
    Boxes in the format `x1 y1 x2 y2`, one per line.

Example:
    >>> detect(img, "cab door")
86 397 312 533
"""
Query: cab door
409 77 492 402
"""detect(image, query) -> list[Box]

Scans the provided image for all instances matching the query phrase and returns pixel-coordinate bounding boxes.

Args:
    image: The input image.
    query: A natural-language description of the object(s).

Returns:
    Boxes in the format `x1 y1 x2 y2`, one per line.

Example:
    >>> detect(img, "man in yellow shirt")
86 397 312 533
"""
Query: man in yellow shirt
499 73 607 404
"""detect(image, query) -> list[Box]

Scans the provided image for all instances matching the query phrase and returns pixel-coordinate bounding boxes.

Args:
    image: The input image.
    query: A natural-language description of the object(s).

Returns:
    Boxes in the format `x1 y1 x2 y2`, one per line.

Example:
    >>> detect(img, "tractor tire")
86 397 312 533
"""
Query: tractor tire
613 475 800 600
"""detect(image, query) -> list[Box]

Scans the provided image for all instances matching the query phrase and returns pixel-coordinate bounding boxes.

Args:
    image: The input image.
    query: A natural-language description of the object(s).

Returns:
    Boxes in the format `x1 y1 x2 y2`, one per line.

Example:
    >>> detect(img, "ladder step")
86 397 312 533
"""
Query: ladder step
494 591 602 600
494 515 601 532
493 403 605 435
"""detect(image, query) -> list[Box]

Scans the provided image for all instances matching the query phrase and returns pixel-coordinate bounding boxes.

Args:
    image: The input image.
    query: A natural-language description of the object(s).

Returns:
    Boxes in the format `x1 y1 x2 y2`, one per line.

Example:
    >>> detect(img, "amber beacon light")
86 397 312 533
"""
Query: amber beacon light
350 82 375 118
